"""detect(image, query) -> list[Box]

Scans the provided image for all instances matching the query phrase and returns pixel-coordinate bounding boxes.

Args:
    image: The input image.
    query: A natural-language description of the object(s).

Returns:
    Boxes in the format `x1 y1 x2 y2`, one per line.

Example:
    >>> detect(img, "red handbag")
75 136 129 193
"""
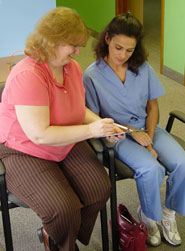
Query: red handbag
117 204 148 251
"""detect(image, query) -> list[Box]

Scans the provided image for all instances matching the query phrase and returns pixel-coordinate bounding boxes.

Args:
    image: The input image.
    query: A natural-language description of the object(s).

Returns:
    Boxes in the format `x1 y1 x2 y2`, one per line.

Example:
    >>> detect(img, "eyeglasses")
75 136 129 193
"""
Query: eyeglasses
74 46 82 49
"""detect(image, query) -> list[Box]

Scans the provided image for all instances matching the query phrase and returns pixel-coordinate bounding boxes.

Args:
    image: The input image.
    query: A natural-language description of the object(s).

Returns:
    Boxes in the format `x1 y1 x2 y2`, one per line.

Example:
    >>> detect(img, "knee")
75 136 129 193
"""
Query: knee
42 197 81 228
85 175 111 205
135 161 165 183
94 179 111 203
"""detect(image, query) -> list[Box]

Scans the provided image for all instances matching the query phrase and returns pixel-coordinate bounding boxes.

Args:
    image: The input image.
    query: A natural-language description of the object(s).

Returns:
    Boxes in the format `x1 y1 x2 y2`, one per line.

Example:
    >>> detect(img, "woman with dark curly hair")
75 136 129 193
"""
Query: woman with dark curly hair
83 12 185 248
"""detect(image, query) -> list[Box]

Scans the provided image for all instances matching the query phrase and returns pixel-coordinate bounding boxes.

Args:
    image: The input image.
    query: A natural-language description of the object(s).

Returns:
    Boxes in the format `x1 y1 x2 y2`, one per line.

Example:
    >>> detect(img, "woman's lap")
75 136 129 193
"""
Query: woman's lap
0 141 110 213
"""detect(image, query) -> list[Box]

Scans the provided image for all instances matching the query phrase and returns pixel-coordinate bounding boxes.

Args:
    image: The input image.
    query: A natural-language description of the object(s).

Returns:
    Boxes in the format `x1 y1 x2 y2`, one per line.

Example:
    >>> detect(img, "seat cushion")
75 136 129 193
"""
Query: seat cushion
115 158 134 179
8 192 29 208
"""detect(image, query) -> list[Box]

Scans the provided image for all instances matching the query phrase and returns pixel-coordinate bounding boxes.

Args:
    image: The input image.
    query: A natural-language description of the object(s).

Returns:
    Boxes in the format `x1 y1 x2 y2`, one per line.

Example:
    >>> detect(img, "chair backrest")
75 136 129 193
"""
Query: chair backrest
0 83 5 101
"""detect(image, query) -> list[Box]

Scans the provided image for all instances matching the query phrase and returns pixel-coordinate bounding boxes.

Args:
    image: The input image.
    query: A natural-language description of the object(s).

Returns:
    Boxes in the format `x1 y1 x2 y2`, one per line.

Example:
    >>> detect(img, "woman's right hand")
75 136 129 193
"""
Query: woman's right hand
88 118 115 138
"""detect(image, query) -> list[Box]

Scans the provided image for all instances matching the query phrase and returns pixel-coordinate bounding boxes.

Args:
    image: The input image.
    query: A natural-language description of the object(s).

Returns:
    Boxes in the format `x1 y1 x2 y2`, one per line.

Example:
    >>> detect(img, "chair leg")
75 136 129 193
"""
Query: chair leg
0 175 14 251
100 205 109 251
108 149 119 251
97 151 109 251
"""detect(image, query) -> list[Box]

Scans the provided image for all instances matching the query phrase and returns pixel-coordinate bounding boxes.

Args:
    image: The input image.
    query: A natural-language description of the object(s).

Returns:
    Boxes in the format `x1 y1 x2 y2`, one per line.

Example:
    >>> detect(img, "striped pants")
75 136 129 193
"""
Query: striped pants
0 141 111 251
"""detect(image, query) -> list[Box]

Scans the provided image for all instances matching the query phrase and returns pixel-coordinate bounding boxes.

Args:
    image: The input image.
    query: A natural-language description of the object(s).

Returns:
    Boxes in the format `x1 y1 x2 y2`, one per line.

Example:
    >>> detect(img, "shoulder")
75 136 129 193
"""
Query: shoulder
9 57 35 76
83 62 97 75
138 61 156 75
5 57 52 94
83 59 105 78
138 61 150 71
8 56 49 82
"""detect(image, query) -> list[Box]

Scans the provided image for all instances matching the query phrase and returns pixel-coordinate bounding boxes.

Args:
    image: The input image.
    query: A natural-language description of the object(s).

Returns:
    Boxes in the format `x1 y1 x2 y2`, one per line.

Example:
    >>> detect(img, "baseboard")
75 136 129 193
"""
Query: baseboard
162 65 184 86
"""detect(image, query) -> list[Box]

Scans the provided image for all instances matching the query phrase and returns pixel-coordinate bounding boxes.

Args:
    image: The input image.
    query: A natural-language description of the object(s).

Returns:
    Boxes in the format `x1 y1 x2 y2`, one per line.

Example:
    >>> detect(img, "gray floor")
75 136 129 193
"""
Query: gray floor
0 0 185 250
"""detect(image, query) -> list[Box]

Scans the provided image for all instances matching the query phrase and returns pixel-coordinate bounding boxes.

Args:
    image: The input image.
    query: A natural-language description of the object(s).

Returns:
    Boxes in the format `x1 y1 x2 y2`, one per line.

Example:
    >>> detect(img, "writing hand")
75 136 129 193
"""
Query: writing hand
106 125 126 143
88 118 115 138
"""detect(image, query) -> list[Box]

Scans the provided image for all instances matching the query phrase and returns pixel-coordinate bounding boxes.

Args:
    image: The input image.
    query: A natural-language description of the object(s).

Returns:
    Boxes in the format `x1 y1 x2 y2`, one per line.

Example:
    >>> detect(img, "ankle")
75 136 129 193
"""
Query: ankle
141 209 156 226
163 206 175 219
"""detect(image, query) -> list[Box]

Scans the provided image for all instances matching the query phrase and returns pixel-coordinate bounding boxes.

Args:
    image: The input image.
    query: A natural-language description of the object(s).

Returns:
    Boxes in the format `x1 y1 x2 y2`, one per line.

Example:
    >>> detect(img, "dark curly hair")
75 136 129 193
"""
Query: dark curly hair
94 12 148 74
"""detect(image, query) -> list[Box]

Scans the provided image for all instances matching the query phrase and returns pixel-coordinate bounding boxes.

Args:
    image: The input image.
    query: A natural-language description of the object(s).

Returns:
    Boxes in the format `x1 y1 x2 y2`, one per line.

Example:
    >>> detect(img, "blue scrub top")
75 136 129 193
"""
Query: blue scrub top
83 58 165 129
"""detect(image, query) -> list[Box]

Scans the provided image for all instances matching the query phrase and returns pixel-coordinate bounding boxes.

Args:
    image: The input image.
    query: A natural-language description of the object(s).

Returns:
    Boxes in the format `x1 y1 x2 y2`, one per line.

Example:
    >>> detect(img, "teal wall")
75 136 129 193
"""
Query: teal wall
163 0 185 75
56 0 115 32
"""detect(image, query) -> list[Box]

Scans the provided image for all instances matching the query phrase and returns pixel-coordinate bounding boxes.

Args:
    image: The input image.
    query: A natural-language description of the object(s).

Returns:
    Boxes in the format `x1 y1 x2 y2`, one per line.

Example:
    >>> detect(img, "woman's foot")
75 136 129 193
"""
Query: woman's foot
37 227 59 251
158 207 181 246
137 206 161 247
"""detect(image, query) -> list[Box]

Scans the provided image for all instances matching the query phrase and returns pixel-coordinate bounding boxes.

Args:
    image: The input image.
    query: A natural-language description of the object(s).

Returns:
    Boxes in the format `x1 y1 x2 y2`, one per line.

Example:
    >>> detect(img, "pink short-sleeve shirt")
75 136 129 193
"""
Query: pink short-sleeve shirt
0 57 86 161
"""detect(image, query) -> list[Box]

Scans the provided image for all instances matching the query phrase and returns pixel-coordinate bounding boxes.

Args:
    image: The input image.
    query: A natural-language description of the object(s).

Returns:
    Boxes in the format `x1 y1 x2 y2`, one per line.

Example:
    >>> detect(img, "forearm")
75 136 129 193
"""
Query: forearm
34 118 115 146
34 124 92 146
32 109 114 145
145 108 158 159
15 106 115 146
146 116 158 142
146 100 159 142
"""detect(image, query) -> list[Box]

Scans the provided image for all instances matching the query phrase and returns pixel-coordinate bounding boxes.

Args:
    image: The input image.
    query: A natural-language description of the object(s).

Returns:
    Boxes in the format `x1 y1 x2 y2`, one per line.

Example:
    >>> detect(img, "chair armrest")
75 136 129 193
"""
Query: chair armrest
88 138 115 165
88 138 104 164
88 138 104 153
166 110 185 132
169 110 185 123
101 138 114 149
88 138 115 152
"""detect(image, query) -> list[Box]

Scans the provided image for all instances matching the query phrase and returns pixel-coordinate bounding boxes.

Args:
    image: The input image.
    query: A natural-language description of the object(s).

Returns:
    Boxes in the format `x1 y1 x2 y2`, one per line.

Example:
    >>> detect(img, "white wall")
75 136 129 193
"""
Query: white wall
0 0 56 57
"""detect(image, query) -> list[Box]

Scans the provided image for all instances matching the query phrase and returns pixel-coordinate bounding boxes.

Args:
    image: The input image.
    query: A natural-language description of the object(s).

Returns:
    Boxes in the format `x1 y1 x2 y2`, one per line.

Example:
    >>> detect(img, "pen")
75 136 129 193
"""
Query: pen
114 123 128 131
114 123 147 134
114 123 152 144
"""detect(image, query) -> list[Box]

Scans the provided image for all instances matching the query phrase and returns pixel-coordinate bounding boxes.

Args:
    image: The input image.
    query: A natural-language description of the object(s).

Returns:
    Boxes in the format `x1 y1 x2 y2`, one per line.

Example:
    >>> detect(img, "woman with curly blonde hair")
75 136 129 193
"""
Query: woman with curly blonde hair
0 7 121 251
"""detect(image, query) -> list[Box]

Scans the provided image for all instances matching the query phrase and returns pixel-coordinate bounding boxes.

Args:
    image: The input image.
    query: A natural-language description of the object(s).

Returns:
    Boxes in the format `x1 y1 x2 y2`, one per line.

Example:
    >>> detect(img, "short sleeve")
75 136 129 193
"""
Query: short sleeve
83 72 100 114
7 70 49 106
147 64 165 100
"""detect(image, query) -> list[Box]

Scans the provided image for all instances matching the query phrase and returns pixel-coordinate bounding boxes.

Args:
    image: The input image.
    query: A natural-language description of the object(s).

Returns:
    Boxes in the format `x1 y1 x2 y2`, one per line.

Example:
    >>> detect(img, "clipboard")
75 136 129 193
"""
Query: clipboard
104 129 146 137
103 124 146 137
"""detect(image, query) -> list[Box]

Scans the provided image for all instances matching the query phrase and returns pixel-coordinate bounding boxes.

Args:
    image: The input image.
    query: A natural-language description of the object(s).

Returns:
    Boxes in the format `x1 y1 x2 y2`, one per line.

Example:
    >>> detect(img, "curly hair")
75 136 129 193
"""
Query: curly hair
24 7 89 63
94 12 148 74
